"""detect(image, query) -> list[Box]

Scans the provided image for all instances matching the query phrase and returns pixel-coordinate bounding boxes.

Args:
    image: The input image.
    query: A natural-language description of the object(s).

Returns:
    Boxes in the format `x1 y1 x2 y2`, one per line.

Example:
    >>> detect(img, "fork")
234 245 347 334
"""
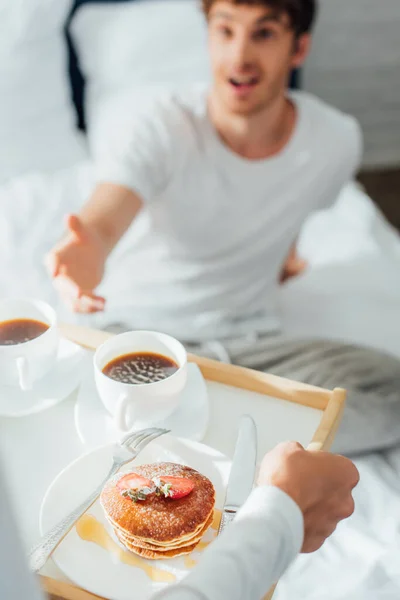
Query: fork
29 426 169 573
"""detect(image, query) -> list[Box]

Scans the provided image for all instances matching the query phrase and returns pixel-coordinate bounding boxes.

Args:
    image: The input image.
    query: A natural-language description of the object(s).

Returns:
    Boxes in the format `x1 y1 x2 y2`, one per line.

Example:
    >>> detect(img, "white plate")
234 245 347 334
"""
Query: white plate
75 362 209 446
40 436 230 600
0 339 89 417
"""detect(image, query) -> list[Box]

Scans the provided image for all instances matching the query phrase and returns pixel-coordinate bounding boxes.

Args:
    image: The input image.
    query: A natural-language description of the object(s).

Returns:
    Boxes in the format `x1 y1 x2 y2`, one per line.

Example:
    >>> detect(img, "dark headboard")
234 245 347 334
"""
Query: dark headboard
65 0 300 131
65 0 135 131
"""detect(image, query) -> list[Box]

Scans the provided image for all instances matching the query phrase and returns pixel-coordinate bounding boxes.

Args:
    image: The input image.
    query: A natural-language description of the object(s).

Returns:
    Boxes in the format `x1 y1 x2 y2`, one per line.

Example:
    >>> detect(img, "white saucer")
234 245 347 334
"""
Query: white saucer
0 339 90 417
40 436 230 600
74 362 209 447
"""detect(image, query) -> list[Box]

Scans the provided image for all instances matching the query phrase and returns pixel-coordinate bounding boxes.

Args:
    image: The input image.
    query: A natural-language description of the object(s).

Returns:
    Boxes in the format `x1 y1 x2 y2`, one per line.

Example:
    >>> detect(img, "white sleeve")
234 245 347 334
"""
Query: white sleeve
320 115 363 211
344 116 363 176
0 461 45 600
95 98 181 203
153 486 304 600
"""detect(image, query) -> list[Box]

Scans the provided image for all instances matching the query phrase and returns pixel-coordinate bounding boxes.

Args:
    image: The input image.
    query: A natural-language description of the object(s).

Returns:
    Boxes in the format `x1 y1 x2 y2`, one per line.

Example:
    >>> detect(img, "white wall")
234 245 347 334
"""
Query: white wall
303 0 400 169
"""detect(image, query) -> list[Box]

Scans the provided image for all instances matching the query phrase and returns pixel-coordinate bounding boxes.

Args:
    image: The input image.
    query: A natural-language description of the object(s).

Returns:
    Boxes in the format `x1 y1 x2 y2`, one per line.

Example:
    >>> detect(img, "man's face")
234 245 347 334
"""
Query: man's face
207 2 311 116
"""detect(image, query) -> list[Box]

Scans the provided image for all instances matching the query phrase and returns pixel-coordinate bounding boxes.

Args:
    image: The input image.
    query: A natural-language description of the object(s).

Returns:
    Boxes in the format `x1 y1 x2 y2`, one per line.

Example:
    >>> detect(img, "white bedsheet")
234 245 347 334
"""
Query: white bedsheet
1 165 400 599
277 446 400 600
281 181 400 360
278 185 400 599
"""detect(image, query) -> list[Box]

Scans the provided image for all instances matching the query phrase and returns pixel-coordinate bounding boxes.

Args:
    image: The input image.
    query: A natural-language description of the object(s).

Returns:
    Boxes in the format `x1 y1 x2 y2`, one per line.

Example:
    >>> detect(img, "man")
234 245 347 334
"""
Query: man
1 442 359 600
47 0 400 456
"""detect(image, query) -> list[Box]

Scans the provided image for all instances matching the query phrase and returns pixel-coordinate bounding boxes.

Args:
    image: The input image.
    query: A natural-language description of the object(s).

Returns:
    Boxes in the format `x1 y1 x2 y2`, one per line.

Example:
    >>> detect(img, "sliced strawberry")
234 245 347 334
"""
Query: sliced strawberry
158 476 194 500
117 473 153 491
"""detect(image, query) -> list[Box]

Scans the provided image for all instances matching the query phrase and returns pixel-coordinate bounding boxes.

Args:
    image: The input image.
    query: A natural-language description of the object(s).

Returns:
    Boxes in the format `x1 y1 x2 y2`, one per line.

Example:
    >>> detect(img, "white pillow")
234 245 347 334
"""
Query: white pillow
0 0 87 183
70 0 210 149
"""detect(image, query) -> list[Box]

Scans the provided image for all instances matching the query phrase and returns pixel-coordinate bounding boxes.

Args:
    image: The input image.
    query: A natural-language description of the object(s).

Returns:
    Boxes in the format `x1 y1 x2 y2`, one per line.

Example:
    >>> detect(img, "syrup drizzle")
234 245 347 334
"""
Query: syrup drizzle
76 514 175 582
75 509 222 579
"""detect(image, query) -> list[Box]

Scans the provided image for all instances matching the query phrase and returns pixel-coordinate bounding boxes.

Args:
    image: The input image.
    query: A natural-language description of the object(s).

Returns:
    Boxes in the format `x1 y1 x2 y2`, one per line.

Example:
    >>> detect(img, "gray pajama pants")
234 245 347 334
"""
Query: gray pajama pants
106 323 400 457
185 334 400 457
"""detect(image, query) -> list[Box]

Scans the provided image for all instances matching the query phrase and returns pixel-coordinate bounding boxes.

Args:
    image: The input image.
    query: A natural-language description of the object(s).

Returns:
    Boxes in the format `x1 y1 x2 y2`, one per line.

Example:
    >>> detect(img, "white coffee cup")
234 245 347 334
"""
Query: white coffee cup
0 298 59 390
94 330 188 432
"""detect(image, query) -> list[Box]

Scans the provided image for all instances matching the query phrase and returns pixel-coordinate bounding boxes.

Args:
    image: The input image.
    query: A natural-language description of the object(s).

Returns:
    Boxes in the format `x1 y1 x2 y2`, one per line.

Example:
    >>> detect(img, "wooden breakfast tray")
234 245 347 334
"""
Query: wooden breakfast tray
39 323 346 600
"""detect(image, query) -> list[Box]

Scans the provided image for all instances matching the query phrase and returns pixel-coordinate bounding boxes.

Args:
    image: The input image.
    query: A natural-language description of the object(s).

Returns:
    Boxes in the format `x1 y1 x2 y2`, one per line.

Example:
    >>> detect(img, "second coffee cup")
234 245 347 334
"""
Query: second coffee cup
94 331 188 432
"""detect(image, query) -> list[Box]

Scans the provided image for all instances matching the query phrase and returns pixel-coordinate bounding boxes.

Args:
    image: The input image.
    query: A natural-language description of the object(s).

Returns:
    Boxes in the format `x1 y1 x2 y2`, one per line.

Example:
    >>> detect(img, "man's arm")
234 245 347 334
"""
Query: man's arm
154 486 303 600
79 183 143 255
47 99 176 313
153 442 359 600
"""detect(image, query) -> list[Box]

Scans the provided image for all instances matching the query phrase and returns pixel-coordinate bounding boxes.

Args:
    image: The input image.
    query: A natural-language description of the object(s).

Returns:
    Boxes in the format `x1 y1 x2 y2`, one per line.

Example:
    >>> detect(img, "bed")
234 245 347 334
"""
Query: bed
2 1 400 598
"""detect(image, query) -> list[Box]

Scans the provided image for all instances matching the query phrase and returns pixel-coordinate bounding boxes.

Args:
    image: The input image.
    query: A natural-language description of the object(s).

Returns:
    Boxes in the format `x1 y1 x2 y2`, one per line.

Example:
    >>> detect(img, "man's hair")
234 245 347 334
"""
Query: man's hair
201 0 317 36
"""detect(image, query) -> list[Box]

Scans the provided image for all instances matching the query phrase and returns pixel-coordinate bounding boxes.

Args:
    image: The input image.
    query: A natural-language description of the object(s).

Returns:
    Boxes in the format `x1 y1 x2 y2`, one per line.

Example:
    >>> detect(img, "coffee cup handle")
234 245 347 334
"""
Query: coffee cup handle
16 356 32 391
115 393 135 432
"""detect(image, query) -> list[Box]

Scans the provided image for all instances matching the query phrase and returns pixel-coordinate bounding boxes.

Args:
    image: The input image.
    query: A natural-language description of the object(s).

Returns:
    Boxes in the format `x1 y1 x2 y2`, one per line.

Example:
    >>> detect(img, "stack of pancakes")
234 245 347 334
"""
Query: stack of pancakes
100 462 215 559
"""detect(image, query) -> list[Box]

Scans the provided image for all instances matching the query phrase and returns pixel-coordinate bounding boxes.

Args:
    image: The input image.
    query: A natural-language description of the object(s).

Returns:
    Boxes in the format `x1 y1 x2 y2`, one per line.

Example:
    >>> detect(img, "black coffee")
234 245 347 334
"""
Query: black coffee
103 352 179 385
0 318 49 346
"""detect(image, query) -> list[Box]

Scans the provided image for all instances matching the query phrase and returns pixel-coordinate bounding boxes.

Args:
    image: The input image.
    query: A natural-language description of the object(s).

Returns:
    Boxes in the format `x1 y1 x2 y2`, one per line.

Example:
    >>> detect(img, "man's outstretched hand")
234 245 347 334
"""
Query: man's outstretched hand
45 214 107 313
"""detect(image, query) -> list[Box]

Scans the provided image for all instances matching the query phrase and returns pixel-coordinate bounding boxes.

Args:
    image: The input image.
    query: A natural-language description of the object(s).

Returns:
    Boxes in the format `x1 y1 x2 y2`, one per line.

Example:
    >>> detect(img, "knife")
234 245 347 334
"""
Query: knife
218 414 258 535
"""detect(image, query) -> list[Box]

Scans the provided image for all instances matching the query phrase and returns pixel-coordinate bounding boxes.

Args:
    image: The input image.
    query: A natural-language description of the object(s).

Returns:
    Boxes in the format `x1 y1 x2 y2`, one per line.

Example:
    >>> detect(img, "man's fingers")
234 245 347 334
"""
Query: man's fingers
275 441 305 454
53 274 105 313
66 214 87 243
77 289 105 305
72 300 105 314
53 275 84 312
302 528 336 554
312 452 360 491
76 292 106 313
348 463 360 489
332 456 360 491
280 261 307 284
44 252 60 277
339 496 355 520
286 257 307 275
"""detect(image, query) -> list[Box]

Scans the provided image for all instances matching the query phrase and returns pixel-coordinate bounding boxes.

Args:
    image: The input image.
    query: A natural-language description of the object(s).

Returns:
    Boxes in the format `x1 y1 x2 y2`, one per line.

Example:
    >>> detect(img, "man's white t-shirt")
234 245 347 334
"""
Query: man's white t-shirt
97 86 362 341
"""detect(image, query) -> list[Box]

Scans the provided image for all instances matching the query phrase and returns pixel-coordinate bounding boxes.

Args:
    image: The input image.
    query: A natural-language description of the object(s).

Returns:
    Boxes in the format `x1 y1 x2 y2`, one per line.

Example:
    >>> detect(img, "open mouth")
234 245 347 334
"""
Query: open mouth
228 76 259 89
